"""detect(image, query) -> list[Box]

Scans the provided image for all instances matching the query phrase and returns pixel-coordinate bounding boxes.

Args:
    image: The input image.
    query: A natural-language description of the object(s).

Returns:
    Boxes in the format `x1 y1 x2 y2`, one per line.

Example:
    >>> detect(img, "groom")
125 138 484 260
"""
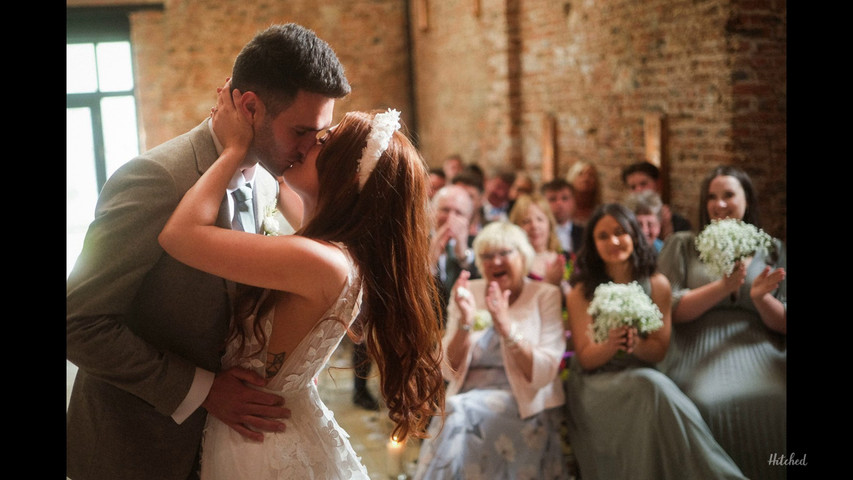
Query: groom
66 24 351 480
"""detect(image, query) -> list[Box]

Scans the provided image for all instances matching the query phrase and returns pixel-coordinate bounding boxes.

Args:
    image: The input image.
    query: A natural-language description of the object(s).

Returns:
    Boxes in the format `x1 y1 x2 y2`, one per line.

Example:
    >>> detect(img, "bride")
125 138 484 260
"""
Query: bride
159 81 445 479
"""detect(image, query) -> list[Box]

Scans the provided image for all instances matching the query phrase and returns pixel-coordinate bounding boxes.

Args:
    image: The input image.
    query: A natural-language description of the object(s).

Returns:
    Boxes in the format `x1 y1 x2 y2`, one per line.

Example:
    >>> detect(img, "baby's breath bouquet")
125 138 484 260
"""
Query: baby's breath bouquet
695 218 773 277
587 281 664 344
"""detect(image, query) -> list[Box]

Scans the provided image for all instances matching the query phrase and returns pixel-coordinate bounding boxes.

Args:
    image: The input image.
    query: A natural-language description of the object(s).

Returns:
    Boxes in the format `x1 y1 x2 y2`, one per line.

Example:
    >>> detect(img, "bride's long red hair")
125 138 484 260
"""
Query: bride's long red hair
236 110 445 441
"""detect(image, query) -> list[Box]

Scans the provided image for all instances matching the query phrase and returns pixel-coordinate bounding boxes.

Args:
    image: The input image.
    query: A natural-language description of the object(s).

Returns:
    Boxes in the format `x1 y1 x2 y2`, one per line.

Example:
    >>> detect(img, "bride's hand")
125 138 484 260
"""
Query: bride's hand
211 78 253 152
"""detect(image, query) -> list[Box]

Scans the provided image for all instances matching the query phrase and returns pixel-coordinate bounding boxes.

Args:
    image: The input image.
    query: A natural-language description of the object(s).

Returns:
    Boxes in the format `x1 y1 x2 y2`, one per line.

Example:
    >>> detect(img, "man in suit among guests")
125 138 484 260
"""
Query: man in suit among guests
541 178 584 257
481 168 517 224
450 167 486 236
429 185 480 322
66 24 351 480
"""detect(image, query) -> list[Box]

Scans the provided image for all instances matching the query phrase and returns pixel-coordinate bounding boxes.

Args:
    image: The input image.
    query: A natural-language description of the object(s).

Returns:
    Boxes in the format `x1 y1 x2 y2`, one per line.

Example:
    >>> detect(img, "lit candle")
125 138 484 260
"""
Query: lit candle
386 435 405 476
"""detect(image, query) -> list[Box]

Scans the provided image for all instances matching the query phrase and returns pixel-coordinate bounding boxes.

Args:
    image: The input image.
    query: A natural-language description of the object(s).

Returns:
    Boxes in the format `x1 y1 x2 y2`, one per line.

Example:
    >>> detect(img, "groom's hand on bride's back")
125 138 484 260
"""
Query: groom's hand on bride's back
203 366 291 442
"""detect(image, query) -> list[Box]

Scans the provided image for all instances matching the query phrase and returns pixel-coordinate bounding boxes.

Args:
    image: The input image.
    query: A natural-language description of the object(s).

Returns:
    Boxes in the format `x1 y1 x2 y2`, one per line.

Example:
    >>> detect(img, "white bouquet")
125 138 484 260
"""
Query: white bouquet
695 218 773 277
587 281 664 344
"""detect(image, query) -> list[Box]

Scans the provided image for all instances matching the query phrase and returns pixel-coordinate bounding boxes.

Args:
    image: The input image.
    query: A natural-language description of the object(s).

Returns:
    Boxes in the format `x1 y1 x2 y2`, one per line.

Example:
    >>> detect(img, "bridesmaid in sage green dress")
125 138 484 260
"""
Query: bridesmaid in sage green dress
657 166 786 480
564 204 745 480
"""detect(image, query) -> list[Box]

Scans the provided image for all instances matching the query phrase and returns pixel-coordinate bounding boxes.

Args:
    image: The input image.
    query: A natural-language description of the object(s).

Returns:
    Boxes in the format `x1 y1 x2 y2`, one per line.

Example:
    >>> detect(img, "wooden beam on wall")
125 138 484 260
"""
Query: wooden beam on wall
416 0 429 31
541 113 557 182
644 112 669 203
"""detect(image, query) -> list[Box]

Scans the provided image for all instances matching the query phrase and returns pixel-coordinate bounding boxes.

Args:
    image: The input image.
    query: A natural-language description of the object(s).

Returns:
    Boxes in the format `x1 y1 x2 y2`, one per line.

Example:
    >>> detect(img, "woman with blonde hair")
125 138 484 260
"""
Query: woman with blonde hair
565 161 602 228
414 221 568 479
509 194 568 290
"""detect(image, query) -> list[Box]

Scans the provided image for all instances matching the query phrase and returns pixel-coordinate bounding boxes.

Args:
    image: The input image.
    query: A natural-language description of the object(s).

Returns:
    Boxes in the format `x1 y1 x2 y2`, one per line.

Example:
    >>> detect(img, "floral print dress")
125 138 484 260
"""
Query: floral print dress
414 328 567 480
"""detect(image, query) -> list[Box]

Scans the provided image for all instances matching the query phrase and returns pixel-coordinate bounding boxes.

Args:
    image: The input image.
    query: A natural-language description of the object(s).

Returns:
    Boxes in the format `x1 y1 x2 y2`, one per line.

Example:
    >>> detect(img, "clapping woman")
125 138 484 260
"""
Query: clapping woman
564 203 745 479
414 221 568 480
657 165 786 480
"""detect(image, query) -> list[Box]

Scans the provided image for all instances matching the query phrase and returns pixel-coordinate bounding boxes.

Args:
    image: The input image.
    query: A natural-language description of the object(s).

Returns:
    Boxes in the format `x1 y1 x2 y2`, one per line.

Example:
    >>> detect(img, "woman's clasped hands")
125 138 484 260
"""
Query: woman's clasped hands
607 326 639 355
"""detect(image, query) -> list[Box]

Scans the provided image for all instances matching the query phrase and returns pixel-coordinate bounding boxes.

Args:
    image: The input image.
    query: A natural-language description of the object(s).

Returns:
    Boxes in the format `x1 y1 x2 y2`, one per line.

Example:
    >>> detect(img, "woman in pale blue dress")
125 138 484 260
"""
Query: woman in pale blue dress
657 166 786 480
564 204 745 480
414 222 568 480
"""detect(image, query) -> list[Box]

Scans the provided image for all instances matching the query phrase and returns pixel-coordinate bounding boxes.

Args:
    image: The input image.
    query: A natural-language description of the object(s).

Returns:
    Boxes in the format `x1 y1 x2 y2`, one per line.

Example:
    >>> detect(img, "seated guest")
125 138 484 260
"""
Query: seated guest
564 203 746 480
442 153 464 182
508 194 567 291
541 178 584 257
624 189 665 252
509 170 536 201
621 161 692 239
657 165 786 480
429 185 479 319
414 222 568 480
451 167 486 236
481 168 517 224
428 167 446 199
564 161 601 228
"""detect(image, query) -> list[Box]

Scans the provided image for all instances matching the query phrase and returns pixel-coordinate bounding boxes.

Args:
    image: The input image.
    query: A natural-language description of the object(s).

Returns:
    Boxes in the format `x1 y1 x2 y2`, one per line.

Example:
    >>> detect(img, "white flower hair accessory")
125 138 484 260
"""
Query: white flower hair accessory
357 108 401 190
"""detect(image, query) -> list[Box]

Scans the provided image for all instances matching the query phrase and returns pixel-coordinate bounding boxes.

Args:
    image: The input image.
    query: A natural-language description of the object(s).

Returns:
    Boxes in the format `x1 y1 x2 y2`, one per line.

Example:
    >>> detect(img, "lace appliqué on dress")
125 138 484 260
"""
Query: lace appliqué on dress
199 245 370 479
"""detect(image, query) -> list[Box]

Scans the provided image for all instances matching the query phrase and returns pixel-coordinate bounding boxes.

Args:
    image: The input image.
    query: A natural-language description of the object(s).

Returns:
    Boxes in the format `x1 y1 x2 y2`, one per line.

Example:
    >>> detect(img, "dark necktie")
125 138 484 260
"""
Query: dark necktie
444 242 461 292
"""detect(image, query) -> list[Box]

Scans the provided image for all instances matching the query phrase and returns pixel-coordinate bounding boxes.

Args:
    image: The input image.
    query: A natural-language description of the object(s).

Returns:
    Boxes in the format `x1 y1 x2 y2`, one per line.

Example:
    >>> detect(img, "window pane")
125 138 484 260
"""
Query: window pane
67 44 98 93
67 108 99 277
97 41 134 92
101 96 140 178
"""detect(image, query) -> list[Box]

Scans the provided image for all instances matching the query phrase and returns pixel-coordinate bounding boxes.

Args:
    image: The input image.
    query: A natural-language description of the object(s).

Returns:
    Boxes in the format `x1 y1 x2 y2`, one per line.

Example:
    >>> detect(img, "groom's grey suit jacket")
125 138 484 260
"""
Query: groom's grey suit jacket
66 119 288 480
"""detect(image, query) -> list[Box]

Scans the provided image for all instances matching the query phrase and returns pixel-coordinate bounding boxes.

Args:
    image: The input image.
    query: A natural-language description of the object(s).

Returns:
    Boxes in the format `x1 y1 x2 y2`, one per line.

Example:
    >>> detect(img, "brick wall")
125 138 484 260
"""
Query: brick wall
68 0 785 239
411 0 785 240
125 0 412 152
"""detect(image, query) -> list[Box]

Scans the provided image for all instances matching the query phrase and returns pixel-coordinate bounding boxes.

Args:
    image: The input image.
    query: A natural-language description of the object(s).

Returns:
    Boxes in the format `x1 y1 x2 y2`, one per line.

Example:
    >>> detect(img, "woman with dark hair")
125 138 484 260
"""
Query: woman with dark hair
563 203 745 479
159 82 445 479
657 165 786 480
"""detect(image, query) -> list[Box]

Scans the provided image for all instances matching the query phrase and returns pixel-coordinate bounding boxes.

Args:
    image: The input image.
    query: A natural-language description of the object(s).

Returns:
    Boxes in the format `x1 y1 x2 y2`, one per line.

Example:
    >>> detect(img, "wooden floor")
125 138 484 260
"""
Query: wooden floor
66 337 420 479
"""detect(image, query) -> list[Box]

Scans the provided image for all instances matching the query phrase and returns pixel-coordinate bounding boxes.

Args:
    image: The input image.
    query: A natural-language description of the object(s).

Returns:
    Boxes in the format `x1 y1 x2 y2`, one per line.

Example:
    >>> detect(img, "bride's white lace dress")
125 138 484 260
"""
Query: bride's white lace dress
199 247 370 479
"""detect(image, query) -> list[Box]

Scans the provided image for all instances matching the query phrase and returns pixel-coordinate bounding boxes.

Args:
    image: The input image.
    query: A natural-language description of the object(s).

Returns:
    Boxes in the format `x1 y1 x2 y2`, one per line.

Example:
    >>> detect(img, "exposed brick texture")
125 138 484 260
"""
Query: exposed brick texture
68 0 785 240
412 0 785 240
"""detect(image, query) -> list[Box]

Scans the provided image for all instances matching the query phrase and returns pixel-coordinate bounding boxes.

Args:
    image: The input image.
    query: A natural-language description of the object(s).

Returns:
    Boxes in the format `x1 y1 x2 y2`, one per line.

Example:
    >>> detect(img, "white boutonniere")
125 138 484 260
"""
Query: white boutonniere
262 203 282 236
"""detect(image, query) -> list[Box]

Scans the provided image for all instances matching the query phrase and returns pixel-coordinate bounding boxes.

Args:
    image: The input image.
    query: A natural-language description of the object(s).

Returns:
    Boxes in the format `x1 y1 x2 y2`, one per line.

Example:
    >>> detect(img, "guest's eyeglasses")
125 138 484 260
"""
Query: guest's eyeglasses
479 249 516 262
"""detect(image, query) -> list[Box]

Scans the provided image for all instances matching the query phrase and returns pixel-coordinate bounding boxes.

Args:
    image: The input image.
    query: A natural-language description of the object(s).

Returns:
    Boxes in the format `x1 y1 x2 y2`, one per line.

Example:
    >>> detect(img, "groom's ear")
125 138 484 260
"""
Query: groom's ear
237 90 263 124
